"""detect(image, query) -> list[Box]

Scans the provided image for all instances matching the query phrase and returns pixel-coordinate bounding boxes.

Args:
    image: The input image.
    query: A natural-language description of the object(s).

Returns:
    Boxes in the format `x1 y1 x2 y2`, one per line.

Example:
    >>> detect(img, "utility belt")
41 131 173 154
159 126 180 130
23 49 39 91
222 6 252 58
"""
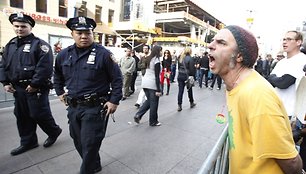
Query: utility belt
12 79 53 89
12 79 31 88
64 93 108 108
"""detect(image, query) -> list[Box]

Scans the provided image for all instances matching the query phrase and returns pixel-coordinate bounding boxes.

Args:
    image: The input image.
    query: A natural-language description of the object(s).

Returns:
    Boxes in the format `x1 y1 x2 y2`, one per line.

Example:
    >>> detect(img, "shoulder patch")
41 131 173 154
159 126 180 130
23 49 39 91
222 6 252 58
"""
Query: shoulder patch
40 45 50 53
110 54 116 62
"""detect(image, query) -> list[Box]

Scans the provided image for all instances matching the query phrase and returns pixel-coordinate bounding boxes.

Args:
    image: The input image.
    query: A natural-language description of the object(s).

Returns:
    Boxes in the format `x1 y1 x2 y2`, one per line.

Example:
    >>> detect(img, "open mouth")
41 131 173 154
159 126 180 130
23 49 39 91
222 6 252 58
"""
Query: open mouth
209 55 215 69
209 55 215 61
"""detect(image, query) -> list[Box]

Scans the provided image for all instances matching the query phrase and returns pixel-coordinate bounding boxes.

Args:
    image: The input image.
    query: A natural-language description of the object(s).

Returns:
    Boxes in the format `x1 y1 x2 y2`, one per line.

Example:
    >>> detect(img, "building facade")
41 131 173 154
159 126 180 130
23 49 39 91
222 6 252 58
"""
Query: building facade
112 0 223 53
0 0 116 52
1 0 224 54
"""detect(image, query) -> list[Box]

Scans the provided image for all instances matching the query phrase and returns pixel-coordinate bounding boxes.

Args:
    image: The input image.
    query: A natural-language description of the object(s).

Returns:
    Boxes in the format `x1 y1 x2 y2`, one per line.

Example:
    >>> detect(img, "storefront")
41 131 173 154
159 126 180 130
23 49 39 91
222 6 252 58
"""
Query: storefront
0 7 116 50
0 7 71 50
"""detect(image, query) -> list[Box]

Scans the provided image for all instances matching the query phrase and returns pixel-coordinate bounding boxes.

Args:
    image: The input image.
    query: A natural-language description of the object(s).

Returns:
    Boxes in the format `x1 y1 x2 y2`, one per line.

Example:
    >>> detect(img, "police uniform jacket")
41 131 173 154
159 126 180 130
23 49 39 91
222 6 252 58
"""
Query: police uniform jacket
0 34 53 89
53 43 123 105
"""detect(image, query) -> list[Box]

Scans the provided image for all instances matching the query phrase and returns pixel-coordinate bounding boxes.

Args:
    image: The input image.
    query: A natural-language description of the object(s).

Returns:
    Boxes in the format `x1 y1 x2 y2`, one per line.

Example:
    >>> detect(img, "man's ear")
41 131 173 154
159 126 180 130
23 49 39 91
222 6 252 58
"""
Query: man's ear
236 53 243 63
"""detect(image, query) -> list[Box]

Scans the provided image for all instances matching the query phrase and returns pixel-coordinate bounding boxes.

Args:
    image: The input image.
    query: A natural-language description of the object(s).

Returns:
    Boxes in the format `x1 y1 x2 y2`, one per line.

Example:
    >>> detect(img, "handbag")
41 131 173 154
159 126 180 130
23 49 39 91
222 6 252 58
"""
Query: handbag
183 61 195 90
185 76 195 90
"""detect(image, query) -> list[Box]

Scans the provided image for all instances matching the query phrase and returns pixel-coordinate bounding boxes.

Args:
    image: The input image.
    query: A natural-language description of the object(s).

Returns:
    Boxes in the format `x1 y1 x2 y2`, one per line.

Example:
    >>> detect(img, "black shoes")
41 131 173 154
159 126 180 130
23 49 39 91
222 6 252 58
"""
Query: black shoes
190 102 196 108
10 143 39 156
94 165 102 173
150 122 161 126
43 128 62 148
134 115 141 124
134 103 140 109
11 128 62 156
177 104 182 112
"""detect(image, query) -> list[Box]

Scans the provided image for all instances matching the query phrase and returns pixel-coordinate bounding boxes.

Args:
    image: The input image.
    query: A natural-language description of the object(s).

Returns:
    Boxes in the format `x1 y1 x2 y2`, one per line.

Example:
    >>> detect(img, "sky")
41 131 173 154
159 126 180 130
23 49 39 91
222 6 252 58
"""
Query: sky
193 0 306 55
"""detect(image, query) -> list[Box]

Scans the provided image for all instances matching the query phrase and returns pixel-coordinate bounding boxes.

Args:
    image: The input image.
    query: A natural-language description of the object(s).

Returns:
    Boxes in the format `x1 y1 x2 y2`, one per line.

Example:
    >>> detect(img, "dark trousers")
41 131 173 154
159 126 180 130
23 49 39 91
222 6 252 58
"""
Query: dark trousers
170 64 176 82
199 69 209 88
135 88 160 125
130 72 138 93
14 86 59 146
300 139 306 170
210 74 222 89
13 86 60 146
177 75 194 105
67 105 108 174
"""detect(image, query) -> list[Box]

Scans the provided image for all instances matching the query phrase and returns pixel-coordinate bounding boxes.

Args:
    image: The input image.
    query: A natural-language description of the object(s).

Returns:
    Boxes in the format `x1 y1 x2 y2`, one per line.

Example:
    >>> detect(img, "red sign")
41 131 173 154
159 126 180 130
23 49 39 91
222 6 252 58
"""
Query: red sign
3 8 67 25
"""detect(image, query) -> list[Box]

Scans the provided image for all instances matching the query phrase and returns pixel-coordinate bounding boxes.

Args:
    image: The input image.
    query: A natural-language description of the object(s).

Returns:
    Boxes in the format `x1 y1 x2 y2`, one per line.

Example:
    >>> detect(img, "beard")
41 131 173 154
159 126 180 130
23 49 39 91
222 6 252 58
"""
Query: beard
229 53 238 69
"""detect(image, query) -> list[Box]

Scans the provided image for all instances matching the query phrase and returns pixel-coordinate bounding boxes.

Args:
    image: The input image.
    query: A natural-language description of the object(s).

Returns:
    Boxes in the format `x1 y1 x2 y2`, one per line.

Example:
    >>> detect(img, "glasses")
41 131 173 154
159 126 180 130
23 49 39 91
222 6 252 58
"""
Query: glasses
283 38 296 42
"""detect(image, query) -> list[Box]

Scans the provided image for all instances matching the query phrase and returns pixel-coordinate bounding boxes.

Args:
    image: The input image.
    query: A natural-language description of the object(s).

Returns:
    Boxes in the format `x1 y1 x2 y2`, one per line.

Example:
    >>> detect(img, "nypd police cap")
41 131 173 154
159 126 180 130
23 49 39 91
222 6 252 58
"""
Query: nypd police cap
66 16 96 31
9 13 35 27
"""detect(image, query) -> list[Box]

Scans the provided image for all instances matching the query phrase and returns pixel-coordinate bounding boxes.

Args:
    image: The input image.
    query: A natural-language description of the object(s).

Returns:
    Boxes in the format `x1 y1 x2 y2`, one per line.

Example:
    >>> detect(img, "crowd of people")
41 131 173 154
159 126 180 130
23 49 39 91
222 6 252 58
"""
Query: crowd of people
1 13 306 174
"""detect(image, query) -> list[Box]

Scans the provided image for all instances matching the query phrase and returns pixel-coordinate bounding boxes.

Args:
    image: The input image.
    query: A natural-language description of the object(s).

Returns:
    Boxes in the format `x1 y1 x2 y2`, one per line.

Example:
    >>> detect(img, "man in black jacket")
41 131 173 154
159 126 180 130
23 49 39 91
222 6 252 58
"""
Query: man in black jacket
0 13 62 156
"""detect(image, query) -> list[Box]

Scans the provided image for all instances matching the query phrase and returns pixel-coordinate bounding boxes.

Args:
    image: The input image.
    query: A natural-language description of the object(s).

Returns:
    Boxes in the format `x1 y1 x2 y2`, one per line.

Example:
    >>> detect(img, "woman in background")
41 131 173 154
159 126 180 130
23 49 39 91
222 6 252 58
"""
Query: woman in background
160 50 172 95
176 47 196 111
133 45 163 126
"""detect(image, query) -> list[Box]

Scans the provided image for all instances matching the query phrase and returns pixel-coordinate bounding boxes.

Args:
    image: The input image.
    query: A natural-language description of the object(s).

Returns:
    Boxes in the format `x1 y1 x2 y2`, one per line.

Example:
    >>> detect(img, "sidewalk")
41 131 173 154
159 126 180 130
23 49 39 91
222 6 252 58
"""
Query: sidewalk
0 82 227 174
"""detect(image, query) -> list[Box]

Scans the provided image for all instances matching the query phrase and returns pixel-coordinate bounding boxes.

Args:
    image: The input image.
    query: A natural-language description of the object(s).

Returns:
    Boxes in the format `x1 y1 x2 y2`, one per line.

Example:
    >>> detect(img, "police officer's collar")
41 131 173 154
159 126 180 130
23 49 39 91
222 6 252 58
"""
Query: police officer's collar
72 43 96 56
11 33 35 44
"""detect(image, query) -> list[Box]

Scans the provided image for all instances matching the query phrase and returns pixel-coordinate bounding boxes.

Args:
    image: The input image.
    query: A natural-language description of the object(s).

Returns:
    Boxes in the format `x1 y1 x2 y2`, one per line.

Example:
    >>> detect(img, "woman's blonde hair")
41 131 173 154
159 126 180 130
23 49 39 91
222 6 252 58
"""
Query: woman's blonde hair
179 47 192 63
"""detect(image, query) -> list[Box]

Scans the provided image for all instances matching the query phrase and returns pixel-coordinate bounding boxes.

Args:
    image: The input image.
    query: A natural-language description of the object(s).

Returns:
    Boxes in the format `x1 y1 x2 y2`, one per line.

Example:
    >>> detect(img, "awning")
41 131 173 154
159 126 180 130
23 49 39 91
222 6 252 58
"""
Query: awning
95 22 115 35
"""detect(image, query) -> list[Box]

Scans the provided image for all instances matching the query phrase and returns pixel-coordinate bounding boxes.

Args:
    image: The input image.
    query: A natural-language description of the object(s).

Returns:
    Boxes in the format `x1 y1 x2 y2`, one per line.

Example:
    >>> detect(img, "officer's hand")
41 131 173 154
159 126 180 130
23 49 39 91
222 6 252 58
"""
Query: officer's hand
59 93 68 106
26 85 38 93
104 102 118 116
4 85 16 93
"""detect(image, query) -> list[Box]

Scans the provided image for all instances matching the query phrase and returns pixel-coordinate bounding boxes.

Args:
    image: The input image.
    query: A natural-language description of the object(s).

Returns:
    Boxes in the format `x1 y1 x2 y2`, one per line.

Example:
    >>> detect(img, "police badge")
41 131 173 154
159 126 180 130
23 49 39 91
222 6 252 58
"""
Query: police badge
40 45 50 53
78 17 87 25
23 44 31 52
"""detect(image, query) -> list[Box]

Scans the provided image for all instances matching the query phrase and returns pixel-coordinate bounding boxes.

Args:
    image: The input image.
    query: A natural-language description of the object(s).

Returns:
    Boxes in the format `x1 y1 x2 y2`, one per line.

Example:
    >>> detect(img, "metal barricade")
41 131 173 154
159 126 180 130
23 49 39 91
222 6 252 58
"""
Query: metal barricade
0 88 14 102
197 124 229 174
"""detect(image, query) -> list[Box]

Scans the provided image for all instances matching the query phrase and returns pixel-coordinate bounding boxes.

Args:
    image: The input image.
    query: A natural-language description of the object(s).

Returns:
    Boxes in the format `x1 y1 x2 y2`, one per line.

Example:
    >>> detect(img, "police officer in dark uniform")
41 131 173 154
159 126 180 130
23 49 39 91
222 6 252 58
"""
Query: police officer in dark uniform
0 13 62 156
53 16 123 174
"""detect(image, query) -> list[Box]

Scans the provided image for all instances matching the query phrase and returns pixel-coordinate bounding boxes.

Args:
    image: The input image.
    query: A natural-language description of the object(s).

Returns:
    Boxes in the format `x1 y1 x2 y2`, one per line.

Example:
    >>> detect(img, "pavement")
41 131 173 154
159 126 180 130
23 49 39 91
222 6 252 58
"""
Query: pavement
0 78 227 174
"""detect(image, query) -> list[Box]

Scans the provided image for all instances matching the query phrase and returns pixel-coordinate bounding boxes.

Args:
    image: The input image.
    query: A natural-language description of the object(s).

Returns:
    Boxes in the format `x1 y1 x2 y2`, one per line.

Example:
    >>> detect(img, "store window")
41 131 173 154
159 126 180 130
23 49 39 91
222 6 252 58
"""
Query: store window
122 0 131 21
78 1 87 17
10 0 23 8
95 6 102 23
36 0 47 13
135 1 143 19
59 0 67 17
109 10 114 26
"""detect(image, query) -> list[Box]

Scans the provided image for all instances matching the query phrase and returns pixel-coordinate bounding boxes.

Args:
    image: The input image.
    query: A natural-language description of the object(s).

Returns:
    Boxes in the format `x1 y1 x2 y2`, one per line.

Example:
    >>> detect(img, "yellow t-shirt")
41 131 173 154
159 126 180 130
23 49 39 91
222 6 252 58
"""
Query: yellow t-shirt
227 70 298 174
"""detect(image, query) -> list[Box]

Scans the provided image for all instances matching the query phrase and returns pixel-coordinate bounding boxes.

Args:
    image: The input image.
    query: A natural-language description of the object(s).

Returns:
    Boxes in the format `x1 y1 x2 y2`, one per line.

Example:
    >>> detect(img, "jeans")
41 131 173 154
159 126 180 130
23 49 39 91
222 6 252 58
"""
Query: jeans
210 74 222 89
135 88 160 125
195 69 200 81
177 75 194 105
170 64 176 82
198 68 209 88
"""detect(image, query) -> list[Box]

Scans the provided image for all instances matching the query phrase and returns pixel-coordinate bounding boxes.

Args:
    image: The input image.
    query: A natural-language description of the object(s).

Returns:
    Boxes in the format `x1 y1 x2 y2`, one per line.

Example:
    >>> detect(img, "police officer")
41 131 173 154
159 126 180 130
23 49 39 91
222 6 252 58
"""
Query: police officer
53 16 123 174
0 13 62 156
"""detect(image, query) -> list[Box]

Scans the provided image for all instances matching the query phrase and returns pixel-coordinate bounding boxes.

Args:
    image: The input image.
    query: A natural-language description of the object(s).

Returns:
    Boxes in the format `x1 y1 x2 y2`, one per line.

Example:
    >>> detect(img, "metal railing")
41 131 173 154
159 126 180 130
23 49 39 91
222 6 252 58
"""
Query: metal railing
197 124 229 174
0 88 14 102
